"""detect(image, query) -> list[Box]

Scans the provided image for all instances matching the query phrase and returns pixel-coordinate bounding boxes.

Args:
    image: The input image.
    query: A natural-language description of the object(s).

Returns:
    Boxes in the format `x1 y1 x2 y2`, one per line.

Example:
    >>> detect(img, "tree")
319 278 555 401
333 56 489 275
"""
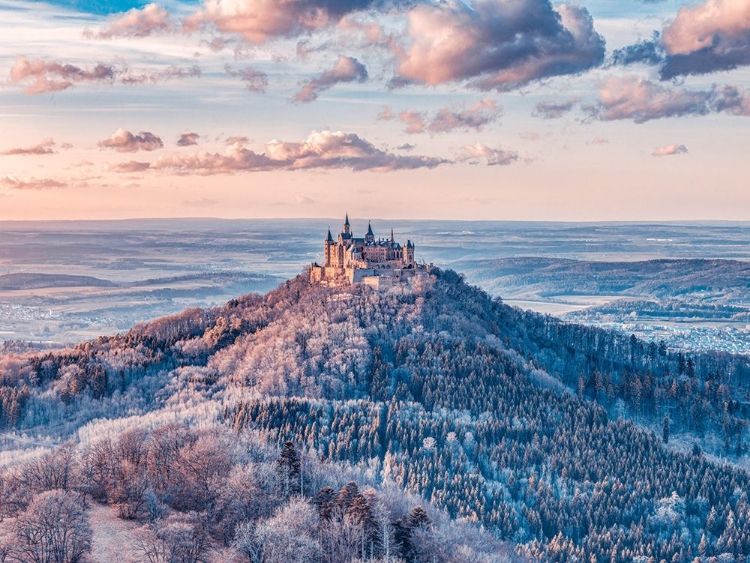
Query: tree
10 490 92 563
662 416 670 444
138 512 211 563
276 442 301 498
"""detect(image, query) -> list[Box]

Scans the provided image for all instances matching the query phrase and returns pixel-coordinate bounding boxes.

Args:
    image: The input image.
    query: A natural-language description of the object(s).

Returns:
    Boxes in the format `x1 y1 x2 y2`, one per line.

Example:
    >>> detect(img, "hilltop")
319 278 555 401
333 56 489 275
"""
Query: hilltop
0 269 748 562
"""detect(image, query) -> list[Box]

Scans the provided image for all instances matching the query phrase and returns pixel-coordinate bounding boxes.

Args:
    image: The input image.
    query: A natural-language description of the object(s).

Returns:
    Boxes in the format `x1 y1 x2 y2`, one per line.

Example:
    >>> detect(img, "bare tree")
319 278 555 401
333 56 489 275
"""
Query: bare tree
10 490 91 563
137 512 211 563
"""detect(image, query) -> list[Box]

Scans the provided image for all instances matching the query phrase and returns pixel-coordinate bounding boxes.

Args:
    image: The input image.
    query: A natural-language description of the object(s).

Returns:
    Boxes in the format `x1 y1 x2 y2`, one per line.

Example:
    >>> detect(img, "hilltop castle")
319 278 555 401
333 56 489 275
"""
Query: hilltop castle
310 215 428 288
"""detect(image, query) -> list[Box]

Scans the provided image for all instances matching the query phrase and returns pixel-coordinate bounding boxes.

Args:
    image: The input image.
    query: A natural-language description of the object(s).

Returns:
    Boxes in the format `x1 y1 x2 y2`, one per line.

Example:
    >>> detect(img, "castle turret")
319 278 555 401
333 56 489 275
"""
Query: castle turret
343 213 351 236
324 227 334 266
403 239 415 267
365 221 375 244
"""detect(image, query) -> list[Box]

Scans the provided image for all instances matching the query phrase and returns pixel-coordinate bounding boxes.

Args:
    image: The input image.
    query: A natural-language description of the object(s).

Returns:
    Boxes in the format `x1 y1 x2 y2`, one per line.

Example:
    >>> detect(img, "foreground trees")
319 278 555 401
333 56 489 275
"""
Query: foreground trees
6 490 91 563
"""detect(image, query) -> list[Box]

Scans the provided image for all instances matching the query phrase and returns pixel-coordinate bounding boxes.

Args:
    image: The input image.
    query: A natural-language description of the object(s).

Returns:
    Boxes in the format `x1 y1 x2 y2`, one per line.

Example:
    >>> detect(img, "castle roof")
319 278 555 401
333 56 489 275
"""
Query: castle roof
366 222 374 236
326 228 333 242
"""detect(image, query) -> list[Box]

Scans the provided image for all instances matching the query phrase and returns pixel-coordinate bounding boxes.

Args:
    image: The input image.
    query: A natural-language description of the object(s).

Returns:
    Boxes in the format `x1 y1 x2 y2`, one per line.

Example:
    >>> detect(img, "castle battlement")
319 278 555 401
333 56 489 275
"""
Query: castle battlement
310 215 428 288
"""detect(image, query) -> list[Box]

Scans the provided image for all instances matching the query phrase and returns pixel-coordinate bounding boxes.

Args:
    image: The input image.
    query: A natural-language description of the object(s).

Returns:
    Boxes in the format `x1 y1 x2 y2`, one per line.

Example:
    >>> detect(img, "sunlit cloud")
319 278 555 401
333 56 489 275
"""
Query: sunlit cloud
83 3 175 39
110 130 449 174
380 99 502 134
652 144 688 157
0 138 59 156
9 57 116 95
224 65 269 93
293 55 368 103
177 132 201 147
456 143 518 166
393 1 605 91
99 129 164 152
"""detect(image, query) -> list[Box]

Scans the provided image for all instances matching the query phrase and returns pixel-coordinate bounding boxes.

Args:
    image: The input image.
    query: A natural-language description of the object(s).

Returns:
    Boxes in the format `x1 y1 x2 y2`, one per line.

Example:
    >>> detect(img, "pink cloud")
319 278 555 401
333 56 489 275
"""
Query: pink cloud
393 1 604 91
293 55 367 103
114 130 448 174
99 129 164 152
457 144 518 166
107 161 152 172
652 144 689 157
591 75 750 122
84 3 174 39
0 175 67 190
0 138 58 156
185 0 388 44
396 110 426 134
177 132 201 147
225 136 250 145
592 75 712 123
381 99 501 134
119 65 201 85
532 97 580 119
663 0 750 56
225 65 269 93
9 57 116 95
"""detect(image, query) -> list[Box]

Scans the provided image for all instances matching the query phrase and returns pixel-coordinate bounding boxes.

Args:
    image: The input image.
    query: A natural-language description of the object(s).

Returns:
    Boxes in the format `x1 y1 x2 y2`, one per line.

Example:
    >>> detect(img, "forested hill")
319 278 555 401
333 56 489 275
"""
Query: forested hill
1 268 749 562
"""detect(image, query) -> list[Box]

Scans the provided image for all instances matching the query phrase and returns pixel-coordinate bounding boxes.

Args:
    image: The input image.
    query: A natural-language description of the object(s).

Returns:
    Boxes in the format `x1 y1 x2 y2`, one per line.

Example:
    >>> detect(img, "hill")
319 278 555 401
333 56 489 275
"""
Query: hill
0 269 748 562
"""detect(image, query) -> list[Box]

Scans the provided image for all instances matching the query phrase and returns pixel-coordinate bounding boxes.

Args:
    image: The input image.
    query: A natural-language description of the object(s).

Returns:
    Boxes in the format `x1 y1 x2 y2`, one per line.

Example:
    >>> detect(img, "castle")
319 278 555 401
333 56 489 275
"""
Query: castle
310 215 427 288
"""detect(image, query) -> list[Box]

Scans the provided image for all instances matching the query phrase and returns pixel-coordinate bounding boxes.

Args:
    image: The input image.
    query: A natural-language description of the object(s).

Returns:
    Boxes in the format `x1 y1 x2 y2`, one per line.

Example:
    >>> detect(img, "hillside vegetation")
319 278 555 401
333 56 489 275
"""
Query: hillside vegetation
0 269 748 562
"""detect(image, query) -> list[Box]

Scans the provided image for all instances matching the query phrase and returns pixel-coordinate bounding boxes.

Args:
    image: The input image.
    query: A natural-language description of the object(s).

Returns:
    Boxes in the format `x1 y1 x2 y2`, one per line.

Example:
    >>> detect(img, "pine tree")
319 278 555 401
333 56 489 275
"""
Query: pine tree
277 441 301 497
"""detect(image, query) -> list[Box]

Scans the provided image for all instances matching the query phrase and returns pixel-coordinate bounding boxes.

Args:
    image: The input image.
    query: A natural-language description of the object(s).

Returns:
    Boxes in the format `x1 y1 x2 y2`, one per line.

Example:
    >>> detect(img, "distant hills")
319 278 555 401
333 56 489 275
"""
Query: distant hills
0 273 116 290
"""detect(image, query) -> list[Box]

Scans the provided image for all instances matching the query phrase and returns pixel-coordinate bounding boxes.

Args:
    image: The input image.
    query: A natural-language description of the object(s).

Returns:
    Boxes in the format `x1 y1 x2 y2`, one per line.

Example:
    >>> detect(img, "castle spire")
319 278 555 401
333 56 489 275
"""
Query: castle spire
343 213 351 235
390 228 394 243
326 227 333 242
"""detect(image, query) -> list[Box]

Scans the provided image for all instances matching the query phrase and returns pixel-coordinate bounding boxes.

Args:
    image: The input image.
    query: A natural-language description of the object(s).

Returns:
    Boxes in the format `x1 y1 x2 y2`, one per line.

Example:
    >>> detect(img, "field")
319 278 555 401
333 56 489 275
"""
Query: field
2 219 750 353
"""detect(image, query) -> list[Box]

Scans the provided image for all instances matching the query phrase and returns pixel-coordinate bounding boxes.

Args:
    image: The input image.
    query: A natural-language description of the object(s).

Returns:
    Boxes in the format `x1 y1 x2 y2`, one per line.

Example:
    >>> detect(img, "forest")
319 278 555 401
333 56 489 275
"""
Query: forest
0 268 748 562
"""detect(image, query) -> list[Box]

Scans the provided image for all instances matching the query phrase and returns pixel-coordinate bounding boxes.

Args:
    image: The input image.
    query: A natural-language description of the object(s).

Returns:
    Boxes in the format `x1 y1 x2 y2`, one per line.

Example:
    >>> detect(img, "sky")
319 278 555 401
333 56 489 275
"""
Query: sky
0 0 749 221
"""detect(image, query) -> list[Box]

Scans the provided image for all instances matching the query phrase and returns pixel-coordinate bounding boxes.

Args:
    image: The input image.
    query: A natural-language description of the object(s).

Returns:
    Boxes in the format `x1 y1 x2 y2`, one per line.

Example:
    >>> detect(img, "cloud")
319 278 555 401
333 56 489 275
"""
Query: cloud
84 3 174 39
457 143 518 166
116 130 448 174
377 106 395 121
711 85 750 115
0 175 67 190
0 138 58 156
614 1 750 78
395 110 426 134
590 75 750 122
293 55 367 102
9 57 116 95
225 136 250 145
660 0 750 77
224 65 269 93
381 99 502 134
532 97 580 119
177 132 201 147
120 65 201 85
107 160 152 173
652 144 688 156
591 75 713 123
393 1 605 91
185 0 404 45
99 129 164 152
396 143 415 151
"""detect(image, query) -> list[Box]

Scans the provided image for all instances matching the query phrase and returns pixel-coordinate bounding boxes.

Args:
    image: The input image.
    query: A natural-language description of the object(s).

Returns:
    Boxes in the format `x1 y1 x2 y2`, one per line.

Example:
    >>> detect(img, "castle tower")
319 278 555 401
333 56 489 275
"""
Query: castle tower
343 213 351 236
324 227 333 267
403 240 415 267
365 221 375 244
